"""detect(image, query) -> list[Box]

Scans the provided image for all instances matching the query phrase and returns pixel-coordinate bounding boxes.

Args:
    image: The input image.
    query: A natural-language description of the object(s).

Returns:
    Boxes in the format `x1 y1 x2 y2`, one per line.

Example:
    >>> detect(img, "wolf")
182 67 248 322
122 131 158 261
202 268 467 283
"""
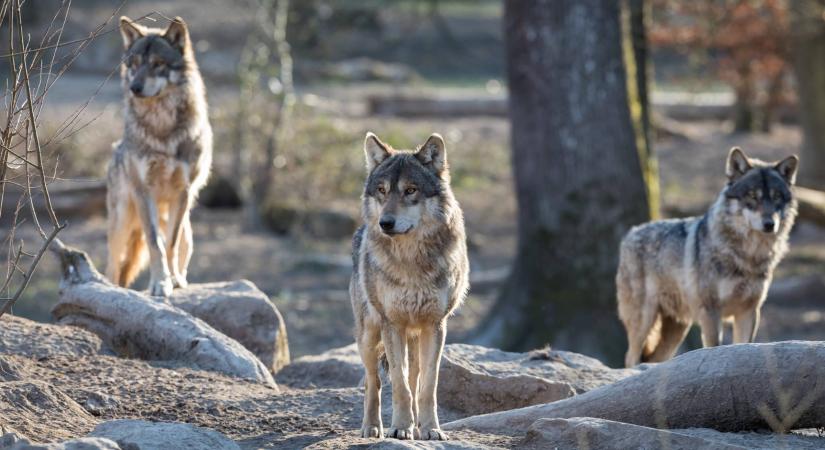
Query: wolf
105 16 212 297
350 132 469 440
617 147 798 368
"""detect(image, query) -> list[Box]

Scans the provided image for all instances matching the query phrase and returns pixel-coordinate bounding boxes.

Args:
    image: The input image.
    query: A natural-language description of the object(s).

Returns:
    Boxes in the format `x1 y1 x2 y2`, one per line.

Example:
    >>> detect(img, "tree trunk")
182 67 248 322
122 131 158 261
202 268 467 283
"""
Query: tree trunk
624 0 660 218
474 0 650 365
791 0 825 189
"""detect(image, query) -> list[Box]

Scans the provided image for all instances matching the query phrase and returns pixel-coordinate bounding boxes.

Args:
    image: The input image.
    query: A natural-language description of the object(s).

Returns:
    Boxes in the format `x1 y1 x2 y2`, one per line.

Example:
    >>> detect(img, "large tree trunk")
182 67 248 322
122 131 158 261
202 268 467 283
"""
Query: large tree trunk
791 0 825 190
474 0 650 364
445 341 825 435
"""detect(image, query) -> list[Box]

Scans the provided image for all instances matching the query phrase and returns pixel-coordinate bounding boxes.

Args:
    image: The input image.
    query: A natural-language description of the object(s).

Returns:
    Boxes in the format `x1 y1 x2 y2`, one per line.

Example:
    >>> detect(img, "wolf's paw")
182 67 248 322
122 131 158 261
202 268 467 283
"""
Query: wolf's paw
386 426 415 440
420 428 448 441
149 277 174 297
172 273 188 289
360 425 383 439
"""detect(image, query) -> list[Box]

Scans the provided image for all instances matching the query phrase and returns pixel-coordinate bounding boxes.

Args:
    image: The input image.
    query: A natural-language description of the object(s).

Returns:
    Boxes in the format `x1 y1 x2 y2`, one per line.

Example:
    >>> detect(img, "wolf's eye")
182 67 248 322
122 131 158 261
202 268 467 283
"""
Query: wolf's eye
377 186 386 195
405 187 417 195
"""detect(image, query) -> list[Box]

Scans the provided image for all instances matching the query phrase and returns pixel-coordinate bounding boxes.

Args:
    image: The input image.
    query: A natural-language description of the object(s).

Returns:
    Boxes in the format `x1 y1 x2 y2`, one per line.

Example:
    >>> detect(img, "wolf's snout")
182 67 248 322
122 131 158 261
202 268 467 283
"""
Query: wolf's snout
763 218 777 233
379 216 395 232
130 82 143 95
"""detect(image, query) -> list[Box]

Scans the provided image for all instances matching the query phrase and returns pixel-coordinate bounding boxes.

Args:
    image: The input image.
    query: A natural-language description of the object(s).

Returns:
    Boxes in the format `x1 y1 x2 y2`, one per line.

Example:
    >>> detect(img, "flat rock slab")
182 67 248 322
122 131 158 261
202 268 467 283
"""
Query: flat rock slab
168 280 290 374
520 417 825 450
0 315 102 358
89 420 239 450
0 381 97 442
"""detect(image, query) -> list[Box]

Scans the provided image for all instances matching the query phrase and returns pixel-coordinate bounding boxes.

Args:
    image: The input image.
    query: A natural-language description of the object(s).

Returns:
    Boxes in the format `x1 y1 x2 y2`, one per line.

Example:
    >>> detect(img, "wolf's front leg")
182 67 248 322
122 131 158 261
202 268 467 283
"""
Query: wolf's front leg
136 190 173 297
167 190 191 289
358 326 383 438
382 324 415 440
698 307 723 347
733 308 760 344
417 322 447 440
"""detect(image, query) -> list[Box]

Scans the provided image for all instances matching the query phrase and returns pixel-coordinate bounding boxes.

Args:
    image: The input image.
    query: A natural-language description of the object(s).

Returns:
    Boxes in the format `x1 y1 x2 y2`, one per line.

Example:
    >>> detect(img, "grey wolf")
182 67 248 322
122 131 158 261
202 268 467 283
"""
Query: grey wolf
106 16 212 297
350 132 469 440
618 147 798 368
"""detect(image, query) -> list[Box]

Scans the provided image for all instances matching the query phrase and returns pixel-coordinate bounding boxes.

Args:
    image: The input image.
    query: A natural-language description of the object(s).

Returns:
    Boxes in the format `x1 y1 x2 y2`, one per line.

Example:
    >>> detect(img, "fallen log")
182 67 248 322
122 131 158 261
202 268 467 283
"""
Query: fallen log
444 341 825 435
49 240 277 389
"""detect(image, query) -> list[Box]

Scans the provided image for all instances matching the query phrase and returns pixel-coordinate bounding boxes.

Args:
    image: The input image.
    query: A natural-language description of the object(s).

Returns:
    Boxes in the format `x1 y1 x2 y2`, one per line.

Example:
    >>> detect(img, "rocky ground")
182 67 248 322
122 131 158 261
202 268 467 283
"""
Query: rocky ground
3 313 825 449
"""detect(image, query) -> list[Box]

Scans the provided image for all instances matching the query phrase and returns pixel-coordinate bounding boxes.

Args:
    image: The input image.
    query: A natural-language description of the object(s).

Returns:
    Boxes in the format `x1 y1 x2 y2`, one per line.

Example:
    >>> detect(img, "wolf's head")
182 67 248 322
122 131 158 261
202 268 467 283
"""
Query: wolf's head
119 16 191 98
723 147 799 234
361 132 450 237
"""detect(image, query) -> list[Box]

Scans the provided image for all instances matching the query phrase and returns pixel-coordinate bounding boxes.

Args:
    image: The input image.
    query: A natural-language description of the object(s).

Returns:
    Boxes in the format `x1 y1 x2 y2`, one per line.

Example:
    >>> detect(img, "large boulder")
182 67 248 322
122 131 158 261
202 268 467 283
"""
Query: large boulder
439 345 637 415
520 418 825 450
88 420 239 450
168 280 290 373
0 381 98 442
0 315 102 358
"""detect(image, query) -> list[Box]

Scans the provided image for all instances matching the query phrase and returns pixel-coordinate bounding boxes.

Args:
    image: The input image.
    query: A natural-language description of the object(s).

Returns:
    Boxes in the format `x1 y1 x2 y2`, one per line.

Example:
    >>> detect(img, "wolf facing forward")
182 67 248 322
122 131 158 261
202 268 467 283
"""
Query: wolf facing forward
350 133 469 440
618 147 798 368
106 16 212 297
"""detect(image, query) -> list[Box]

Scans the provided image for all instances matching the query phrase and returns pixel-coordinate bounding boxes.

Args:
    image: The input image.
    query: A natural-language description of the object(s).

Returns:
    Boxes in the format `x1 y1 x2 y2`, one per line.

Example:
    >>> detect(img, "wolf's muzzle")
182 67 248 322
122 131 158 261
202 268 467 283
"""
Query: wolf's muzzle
762 218 777 233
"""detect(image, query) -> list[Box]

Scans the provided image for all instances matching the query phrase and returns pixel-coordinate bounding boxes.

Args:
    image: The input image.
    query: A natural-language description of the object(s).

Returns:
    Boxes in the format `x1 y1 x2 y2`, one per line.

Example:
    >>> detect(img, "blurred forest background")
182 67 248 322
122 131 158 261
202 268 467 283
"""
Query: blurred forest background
3 0 825 366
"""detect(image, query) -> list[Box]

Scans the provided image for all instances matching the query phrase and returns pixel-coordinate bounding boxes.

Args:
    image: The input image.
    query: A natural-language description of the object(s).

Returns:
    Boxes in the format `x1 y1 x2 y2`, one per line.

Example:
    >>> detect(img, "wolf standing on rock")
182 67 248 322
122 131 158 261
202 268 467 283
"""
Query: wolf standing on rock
350 133 469 440
106 16 212 297
618 147 799 368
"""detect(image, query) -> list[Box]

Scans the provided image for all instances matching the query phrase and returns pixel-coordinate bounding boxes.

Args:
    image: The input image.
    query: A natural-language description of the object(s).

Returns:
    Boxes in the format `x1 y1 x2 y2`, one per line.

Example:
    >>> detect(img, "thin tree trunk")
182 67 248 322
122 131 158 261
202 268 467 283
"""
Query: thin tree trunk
474 0 650 365
791 0 825 189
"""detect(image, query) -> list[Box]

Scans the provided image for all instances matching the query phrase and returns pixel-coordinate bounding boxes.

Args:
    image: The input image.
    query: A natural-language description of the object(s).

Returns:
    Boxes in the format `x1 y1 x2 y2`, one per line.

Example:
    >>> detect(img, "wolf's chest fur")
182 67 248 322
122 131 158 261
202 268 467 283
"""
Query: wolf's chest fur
361 228 464 324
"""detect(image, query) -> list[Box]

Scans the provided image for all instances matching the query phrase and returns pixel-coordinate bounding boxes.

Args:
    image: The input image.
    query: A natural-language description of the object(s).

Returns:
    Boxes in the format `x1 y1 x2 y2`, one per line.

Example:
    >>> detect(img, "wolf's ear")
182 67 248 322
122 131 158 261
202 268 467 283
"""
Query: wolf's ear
726 147 751 181
164 17 190 52
364 132 391 172
416 133 448 175
119 16 144 49
775 155 799 185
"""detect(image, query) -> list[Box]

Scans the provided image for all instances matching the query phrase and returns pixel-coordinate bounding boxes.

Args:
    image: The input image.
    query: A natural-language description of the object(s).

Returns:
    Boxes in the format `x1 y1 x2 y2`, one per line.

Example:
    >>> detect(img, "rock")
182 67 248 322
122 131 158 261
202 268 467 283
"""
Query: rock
0 381 98 442
81 391 119 417
520 417 825 450
88 420 239 450
0 315 103 359
168 280 290 373
276 344 363 388
51 243 277 389
261 202 357 240
439 345 638 415
2 436 121 450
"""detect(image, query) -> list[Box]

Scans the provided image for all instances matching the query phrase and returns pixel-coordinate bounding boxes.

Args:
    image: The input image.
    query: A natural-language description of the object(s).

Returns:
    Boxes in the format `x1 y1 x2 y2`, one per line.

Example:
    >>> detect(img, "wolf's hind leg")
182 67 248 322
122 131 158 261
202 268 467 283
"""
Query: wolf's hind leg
646 315 690 362
733 308 760 344
358 324 383 439
382 324 415 440
623 300 658 368
177 216 193 282
417 322 447 441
